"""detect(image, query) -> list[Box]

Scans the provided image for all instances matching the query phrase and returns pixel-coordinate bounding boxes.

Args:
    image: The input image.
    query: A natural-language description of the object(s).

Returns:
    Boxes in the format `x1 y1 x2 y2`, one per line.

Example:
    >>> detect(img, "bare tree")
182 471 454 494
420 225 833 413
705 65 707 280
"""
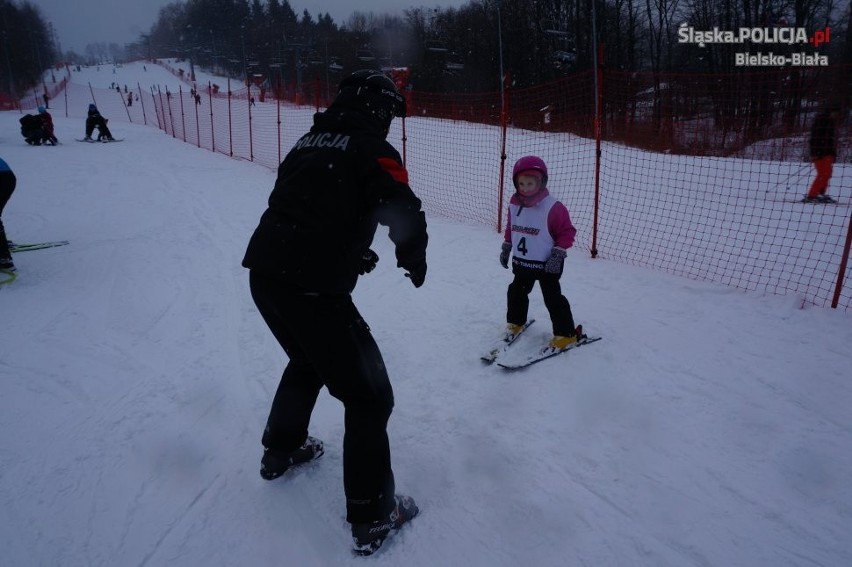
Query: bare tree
644 0 682 133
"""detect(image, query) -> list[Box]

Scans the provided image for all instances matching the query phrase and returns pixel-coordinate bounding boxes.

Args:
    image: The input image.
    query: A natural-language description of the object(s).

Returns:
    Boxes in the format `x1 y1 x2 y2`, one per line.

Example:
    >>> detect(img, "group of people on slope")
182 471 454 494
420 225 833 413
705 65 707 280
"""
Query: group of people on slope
17 103 115 146
2 103 116 271
19 106 57 146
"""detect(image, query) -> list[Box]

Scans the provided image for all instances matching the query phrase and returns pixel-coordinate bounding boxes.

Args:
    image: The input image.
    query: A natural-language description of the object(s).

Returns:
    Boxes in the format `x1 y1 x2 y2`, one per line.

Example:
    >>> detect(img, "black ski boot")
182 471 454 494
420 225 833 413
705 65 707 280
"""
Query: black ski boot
351 494 419 556
259 436 324 480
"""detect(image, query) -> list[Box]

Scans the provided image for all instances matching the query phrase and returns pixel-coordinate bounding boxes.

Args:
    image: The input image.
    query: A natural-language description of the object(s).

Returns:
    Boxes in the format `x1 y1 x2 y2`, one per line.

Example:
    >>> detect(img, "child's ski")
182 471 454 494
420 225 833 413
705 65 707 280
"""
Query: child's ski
9 240 69 252
797 198 840 204
481 319 535 363
497 335 602 370
0 269 16 285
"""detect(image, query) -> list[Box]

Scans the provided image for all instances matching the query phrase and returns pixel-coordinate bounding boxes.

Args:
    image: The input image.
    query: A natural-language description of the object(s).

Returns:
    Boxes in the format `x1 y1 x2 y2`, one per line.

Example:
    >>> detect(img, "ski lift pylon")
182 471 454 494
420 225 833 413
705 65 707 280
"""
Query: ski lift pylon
425 39 448 53
356 48 375 62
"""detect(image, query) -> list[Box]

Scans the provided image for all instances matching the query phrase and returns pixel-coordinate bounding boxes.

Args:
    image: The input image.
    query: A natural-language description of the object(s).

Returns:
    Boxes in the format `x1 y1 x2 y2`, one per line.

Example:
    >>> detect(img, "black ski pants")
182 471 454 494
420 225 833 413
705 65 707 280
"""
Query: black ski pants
0 170 16 262
249 271 395 524
85 116 112 139
507 268 576 336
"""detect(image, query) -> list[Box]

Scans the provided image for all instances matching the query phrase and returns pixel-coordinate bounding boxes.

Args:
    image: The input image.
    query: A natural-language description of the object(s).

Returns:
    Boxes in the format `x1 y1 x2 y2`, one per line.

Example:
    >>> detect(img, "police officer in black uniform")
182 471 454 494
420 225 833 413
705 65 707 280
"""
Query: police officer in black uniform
242 70 427 555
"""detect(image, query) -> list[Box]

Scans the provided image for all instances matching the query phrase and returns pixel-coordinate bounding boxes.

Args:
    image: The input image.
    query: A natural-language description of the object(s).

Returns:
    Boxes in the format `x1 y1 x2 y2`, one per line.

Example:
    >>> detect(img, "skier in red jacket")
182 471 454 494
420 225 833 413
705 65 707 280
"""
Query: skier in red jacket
804 106 842 203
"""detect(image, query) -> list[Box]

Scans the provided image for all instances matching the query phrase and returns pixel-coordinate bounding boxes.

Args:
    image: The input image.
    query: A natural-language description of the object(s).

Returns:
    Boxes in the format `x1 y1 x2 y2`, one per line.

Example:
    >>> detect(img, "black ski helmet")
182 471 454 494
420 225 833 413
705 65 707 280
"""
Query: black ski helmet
334 70 406 130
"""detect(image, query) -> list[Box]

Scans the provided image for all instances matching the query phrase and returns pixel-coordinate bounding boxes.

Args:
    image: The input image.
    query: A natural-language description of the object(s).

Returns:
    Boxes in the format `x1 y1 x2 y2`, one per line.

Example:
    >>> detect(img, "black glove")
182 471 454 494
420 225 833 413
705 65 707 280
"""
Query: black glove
544 247 567 274
499 241 512 269
405 260 427 288
359 249 379 275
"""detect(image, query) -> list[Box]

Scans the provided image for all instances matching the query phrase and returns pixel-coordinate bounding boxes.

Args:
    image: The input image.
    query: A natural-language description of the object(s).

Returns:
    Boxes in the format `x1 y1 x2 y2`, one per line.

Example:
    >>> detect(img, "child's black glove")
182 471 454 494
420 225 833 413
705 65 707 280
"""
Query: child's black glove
499 241 512 269
359 249 379 275
544 247 567 274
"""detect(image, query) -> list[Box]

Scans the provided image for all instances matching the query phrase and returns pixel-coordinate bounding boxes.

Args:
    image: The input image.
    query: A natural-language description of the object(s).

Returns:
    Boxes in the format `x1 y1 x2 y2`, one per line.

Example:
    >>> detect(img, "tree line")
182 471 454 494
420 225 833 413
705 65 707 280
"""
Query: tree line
128 0 849 93
1 0 849 113
0 0 58 98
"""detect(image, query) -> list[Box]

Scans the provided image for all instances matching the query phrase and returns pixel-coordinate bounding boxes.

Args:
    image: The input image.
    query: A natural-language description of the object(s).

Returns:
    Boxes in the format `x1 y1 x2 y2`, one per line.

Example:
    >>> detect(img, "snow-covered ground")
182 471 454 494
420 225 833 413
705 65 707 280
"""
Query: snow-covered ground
1 63 851 566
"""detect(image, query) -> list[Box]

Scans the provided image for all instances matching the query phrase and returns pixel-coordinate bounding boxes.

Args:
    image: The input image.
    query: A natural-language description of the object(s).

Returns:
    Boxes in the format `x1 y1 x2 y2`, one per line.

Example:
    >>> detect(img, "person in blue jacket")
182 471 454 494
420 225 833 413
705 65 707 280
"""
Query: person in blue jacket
0 157 17 271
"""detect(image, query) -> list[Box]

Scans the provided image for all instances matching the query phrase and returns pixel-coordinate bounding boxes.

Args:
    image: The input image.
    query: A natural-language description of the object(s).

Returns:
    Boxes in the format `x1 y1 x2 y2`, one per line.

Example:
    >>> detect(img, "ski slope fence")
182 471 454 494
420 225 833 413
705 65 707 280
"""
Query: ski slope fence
31 62 852 311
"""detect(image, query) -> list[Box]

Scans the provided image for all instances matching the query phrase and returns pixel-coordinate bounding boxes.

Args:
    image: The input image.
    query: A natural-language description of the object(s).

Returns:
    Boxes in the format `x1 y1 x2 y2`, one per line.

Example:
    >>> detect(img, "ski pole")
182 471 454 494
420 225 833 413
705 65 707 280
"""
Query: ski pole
766 162 811 193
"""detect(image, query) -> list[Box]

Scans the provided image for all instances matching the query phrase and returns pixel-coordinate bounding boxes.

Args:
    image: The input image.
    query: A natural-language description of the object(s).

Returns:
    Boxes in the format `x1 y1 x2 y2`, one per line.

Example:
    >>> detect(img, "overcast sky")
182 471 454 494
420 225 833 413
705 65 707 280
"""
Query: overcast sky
28 0 469 54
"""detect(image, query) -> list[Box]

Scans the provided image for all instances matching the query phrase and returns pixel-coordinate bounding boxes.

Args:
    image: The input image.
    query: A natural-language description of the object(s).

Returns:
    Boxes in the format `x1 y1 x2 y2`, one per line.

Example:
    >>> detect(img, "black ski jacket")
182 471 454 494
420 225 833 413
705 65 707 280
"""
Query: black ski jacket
242 106 428 295
810 112 836 159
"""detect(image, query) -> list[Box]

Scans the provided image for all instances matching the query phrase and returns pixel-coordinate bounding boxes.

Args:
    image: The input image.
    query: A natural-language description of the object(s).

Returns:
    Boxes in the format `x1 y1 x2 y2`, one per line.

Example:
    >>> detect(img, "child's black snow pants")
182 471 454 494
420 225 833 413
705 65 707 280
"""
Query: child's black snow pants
507 268 576 336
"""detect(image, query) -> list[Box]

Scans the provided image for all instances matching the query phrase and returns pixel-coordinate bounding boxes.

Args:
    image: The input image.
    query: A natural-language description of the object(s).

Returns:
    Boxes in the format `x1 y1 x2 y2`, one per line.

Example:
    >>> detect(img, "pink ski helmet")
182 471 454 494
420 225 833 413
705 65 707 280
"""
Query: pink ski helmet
512 155 548 189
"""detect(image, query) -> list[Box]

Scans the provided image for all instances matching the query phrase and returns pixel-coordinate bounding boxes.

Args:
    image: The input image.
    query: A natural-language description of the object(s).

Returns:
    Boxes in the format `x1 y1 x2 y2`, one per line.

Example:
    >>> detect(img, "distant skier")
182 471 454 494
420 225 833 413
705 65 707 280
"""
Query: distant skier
804 105 842 203
0 156 17 271
84 104 115 141
500 155 584 351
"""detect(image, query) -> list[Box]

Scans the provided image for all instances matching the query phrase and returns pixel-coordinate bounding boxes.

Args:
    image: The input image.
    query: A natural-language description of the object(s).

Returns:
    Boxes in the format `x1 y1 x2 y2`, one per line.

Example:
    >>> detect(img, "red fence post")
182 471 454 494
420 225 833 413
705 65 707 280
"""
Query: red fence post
194 88 200 148
153 86 164 132
120 87 131 122
155 86 163 132
137 83 148 126
179 85 187 142
166 88 176 138
157 86 174 137
314 75 321 112
497 73 510 234
248 84 254 162
227 78 233 157
208 82 215 153
401 116 408 167
88 82 97 107
591 43 604 259
151 87 160 131
832 210 852 308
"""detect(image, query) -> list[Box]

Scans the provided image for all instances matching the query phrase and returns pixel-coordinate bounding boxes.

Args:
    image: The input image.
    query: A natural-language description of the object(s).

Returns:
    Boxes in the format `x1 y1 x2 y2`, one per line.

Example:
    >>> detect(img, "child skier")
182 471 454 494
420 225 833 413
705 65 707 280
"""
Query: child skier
84 104 115 141
500 155 582 351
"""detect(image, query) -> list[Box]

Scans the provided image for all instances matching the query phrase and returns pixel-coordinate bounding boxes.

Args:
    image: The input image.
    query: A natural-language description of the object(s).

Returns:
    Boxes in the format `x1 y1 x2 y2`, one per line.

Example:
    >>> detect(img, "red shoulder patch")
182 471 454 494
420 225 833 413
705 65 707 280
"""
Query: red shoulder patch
377 157 409 184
